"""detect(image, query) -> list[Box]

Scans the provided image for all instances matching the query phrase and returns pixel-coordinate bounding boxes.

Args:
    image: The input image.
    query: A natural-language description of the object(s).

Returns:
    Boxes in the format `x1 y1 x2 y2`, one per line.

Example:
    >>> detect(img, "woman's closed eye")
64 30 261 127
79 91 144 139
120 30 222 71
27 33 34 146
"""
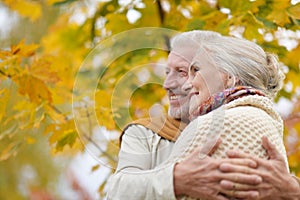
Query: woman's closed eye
190 65 200 74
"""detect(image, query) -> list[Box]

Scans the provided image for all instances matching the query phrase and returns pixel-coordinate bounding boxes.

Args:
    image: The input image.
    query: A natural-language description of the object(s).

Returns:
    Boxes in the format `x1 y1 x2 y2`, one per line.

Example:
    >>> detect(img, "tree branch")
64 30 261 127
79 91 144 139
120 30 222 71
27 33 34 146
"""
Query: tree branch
0 69 11 78
156 0 165 26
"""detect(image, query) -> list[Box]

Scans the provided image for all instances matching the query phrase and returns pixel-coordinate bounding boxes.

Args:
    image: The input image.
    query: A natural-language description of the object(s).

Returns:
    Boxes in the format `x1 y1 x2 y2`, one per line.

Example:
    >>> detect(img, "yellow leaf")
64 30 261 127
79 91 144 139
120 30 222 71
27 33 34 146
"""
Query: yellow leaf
0 142 22 161
47 0 65 5
13 73 52 103
282 44 300 70
288 153 300 168
47 120 78 152
2 0 42 21
266 0 291 26
91 164 100 172
95 107 116 130
44 104 66 123
26 136 36 144
0 49 12 60
0 89 9 121
105 13 134 34
95 89 112 108
33 105 45 128
12 99 45 129
49 86 72 105
10 40 39 57
95 89 118 130
287 3 300 20
242 12 264 42
218 0 252 14
285 71 300 91
44 124 57 135
29 57 60 84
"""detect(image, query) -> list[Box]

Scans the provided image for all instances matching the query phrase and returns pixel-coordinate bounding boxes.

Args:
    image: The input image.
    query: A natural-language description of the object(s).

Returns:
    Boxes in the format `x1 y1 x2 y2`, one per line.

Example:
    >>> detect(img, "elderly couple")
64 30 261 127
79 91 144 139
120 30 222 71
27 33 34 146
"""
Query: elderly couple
107 30 300 199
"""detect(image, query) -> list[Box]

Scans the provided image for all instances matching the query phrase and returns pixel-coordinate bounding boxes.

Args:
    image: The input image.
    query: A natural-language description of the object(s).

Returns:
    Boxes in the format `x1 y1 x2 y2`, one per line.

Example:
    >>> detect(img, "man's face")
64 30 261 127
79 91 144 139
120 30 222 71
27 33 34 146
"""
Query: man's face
163 48 194 122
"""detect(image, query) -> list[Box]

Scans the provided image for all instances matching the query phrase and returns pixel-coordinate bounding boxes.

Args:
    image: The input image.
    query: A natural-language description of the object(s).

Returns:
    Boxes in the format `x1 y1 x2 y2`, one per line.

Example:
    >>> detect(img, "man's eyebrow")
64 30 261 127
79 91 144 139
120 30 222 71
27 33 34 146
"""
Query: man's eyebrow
176 66 186 69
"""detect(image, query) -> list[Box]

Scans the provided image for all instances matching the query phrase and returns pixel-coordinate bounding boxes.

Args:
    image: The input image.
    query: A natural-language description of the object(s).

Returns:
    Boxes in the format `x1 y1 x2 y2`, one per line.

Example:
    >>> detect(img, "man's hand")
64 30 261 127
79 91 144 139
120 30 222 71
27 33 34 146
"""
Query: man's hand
220 136 300 200
173 139 261 200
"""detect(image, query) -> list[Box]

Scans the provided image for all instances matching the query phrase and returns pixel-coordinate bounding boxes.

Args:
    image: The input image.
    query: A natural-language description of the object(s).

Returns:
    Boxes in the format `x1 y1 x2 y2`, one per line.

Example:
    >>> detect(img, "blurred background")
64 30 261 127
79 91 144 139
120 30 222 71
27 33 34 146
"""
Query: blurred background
0 0 300 199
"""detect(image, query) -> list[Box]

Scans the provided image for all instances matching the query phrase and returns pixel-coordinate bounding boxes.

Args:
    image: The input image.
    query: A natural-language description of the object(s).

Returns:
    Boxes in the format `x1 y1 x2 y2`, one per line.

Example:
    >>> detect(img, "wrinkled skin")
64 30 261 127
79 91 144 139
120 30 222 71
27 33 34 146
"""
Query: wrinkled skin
220 137 300 200
173 139 262 200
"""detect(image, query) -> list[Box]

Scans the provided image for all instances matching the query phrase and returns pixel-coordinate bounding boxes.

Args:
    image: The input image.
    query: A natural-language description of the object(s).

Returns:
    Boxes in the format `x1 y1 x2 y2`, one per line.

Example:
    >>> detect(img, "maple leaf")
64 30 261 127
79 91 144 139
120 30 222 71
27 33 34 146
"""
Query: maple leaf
10 40 39 57
29 56 61 84
13 73 52 104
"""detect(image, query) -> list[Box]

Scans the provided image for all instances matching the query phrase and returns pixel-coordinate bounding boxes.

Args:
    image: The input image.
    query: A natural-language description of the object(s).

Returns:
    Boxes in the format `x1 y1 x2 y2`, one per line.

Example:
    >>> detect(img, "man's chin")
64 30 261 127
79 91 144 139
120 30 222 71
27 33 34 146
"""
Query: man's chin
168 108 181 119
168 108 189 122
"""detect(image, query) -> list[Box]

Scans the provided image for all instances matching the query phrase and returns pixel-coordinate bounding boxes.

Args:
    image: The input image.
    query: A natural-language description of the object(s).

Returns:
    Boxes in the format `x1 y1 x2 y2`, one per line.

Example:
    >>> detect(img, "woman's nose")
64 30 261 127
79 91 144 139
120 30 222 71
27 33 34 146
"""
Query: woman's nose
182 79 192 92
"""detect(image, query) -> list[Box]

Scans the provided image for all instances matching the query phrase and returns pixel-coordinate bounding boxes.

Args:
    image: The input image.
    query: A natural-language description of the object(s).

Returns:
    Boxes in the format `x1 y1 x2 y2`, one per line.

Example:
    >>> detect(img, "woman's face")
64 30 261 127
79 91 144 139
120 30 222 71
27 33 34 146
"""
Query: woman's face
184 51 228 116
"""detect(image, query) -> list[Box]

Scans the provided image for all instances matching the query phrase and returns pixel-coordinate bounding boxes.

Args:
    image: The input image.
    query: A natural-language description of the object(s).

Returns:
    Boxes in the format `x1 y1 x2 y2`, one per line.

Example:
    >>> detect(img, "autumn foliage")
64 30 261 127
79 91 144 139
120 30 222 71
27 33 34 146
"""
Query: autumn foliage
0 0 300 198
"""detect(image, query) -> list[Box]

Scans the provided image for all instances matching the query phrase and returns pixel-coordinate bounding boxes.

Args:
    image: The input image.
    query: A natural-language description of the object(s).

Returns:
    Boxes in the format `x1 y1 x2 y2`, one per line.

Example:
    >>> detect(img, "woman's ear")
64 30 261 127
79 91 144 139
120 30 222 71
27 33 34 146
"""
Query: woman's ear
226 75 240 88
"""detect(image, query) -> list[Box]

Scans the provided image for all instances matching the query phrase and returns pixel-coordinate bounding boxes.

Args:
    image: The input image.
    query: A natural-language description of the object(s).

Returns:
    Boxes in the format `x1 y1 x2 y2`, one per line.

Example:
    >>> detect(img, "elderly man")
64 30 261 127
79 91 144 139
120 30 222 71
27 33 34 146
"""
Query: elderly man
106 30 300 200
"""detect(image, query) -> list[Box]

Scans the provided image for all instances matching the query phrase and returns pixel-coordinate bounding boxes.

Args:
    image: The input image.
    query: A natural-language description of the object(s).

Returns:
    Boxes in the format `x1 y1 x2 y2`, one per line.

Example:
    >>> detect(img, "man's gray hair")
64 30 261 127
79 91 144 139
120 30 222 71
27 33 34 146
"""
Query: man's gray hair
170 30 222 51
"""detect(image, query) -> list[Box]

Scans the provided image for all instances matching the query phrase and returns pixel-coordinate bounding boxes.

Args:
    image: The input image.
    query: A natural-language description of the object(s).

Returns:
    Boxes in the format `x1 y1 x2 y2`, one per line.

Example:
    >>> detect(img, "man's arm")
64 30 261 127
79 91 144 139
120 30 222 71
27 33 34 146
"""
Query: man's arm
219 136 300 200
106 125 177 200
173 139 262 200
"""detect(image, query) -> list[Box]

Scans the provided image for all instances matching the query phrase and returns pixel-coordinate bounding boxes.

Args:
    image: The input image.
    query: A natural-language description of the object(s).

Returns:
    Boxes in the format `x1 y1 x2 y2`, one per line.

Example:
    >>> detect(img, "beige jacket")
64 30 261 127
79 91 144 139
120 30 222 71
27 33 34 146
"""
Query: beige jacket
107 95 289 200
106 124 177 200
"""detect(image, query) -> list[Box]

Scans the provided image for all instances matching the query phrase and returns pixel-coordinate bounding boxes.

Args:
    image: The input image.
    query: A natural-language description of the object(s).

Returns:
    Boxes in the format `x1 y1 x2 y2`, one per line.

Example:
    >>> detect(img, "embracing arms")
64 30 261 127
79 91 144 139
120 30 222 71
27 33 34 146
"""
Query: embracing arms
220 136 300 200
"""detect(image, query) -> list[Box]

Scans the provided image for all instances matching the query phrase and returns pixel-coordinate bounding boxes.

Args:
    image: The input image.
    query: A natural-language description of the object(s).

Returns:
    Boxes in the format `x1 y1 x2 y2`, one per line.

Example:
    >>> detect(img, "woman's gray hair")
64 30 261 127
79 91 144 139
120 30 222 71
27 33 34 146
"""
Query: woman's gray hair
200 36 285 99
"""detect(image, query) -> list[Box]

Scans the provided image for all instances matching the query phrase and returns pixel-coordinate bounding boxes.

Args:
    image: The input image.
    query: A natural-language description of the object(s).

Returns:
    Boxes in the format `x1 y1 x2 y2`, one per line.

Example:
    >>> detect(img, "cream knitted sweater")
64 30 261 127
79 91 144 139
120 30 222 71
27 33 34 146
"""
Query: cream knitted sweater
165 95 289 200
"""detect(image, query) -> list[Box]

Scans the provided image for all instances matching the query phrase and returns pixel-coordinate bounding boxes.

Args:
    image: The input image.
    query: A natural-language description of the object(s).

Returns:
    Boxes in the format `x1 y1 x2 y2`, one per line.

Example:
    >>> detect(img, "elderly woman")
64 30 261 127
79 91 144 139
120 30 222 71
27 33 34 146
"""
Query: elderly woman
165 33 289 200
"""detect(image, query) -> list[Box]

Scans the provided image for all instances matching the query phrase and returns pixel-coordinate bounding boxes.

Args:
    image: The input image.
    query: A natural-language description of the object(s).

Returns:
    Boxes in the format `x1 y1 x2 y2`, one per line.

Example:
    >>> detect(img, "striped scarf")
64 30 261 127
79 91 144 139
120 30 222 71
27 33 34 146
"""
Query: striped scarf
190 86 265 120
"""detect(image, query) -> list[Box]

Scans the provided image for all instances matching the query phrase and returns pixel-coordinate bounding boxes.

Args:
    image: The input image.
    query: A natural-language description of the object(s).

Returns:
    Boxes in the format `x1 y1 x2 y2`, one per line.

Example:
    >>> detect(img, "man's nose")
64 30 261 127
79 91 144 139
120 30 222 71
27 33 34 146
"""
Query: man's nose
163 74 177 89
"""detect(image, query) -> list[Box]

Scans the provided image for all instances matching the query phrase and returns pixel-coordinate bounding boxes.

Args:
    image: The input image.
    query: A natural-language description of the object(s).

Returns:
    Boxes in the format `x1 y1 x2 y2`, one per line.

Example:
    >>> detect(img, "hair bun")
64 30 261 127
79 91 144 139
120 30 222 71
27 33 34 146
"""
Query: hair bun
265 53 285 99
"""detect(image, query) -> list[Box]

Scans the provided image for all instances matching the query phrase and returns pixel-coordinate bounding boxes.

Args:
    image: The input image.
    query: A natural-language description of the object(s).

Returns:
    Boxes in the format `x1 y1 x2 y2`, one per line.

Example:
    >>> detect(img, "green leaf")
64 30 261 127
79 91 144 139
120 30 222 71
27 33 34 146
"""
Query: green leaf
256 16 277 29
185 19 206 31
55 130 77 151
218 0 252 14
52 0 78 6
